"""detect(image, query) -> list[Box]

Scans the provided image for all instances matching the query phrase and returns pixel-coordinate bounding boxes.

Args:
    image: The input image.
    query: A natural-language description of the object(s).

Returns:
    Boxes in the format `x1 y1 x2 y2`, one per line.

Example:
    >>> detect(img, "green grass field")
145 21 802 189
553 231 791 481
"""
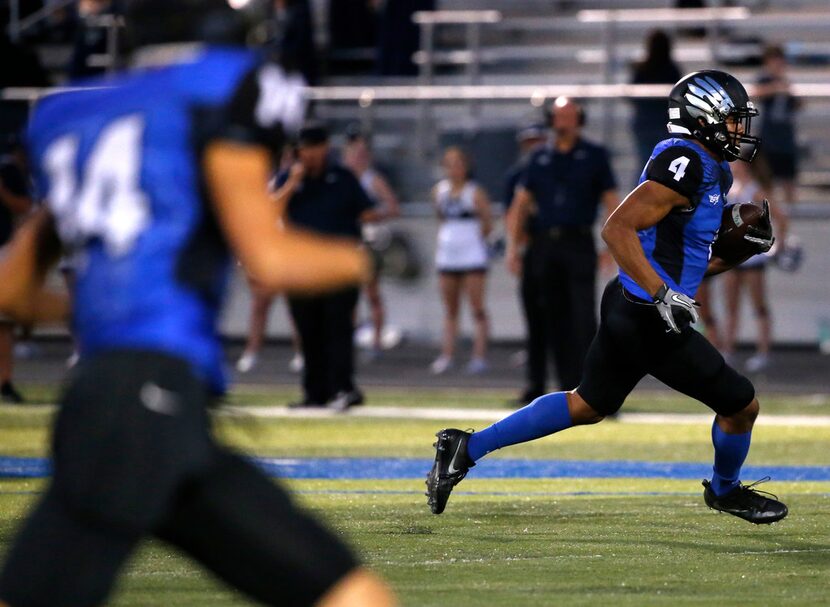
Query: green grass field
2 386 829 606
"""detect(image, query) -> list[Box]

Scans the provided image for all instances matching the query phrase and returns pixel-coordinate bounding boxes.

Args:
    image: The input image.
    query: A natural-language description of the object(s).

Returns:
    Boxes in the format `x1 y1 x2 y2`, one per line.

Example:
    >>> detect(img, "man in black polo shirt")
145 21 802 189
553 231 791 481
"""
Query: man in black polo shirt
279 122 376 409
506 98 619 392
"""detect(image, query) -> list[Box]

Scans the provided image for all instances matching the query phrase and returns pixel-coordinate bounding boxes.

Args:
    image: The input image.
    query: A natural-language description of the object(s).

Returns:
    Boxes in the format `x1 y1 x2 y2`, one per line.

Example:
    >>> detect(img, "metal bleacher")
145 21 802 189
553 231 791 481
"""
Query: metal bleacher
314 0 830 204
5 0 830 205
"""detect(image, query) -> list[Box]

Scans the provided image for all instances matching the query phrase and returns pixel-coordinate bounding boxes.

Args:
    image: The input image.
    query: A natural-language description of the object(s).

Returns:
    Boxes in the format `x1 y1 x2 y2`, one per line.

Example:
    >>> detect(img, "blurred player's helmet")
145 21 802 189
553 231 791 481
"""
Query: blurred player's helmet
125 0 264 49
667 70 760 162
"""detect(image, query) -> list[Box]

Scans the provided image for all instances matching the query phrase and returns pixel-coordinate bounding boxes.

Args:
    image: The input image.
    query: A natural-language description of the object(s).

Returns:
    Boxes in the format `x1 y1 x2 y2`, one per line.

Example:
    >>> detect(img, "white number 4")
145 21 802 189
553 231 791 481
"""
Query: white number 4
668 156 690 182
44 114 149 256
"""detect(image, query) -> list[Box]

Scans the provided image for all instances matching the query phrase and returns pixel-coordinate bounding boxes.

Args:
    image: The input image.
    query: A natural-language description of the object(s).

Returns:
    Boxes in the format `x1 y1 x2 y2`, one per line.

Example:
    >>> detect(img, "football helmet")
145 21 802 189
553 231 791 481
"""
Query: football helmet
667 70 760 162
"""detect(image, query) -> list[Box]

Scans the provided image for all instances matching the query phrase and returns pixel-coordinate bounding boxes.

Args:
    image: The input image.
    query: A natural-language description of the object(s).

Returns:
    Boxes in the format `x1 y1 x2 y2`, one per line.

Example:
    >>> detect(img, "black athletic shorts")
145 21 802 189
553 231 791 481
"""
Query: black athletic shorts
0 350 357 607
577 278 755 417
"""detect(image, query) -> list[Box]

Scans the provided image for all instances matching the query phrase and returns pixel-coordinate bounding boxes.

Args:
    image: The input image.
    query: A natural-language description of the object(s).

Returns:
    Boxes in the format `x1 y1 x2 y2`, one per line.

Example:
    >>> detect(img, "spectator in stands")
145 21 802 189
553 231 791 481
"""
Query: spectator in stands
328 0 378 53
377 0 435 76
0 135 33 403
506 97 619 392
280 122 378 409
756 44 800 207
0 15 50 140
68 0 118 80
431 146 493 375
342 126 400 360
630 30 682 170
721 157 788 373
693 277 722 351
0 20 50 89
503 120 548 404
272 0 319 85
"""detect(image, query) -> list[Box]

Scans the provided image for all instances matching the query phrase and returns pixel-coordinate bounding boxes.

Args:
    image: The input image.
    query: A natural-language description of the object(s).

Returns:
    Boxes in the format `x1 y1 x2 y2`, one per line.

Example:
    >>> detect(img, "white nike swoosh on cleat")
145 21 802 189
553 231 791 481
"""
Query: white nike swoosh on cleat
446 439 465 474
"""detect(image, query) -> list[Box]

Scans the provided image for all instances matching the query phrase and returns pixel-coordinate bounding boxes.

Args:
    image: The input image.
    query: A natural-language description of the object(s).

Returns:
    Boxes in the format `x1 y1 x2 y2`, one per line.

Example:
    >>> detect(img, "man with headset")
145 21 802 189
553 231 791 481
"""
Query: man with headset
506 97 620 395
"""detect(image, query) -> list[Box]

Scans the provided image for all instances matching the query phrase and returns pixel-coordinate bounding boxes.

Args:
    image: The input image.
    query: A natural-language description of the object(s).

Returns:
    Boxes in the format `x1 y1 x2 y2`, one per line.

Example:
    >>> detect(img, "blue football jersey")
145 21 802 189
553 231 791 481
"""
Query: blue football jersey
619 138 733 301
27 46 305 393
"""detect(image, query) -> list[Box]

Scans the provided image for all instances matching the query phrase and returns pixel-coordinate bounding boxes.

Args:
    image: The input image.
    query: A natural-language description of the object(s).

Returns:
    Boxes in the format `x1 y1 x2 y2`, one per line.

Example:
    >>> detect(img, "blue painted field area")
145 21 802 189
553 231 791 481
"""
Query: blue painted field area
2 456 830 481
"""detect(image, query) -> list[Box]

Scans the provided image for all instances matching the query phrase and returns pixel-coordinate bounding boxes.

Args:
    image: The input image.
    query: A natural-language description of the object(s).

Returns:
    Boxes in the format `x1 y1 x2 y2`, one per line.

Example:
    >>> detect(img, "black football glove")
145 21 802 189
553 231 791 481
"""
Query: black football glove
653 283 700 334
744 199 775 254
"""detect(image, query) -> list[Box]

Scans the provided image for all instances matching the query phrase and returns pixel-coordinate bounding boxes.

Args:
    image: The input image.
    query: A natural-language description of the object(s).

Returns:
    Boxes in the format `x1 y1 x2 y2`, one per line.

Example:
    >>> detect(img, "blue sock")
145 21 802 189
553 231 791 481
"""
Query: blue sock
467 392 572 462
710 420 752 496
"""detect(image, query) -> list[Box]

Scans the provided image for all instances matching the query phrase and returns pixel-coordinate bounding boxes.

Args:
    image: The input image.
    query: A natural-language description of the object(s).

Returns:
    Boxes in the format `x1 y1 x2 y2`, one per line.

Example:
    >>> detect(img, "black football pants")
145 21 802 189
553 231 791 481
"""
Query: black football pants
528 232 598 391
0 351 357 607
520 242 547 396
289 287 360 403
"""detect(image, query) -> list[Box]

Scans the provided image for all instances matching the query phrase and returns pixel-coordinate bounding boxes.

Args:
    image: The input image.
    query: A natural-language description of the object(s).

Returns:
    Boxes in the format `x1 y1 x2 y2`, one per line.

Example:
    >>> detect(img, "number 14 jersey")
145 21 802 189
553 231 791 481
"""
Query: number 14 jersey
619 138 733 301
27 47 304 393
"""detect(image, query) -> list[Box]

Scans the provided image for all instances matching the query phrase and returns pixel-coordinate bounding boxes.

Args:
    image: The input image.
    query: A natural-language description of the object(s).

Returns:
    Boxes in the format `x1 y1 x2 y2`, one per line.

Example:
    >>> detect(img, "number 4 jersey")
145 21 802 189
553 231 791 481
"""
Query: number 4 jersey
27 47 305 393
619 137 733 301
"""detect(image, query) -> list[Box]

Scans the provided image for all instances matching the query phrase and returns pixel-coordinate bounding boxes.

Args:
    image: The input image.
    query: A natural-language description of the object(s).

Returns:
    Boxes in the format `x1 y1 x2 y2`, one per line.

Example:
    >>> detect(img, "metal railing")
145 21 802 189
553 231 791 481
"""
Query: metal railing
412 10 502 86
7 0 76 43
8 81 830 108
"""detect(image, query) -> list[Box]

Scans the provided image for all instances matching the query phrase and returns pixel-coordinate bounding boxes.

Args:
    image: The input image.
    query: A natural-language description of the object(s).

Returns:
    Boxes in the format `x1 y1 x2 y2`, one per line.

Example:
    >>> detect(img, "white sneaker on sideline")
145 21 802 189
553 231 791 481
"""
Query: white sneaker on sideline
289 353 305 374
745 353 770 374
466 358 489 375
430 355 453 375
236 351 258 373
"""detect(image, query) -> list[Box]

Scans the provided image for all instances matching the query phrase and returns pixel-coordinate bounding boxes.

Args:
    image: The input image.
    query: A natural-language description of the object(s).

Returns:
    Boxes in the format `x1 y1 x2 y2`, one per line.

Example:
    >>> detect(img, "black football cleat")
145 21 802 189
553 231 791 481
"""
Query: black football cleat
425 428 475 514
702 478 788 524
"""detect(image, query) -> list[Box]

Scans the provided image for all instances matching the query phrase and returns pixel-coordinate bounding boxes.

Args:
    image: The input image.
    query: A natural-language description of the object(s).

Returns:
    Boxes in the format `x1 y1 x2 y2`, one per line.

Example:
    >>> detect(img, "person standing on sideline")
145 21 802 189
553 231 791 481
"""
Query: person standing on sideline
431 146 493 376
630 30 682 170
281 122 379 409
427 70 787 528
721 157 788 373
0 135 33 403
503 121 548 403
237 145 304 375
342 126 401 360
0 0 395 604
756 44 800 207
506 97 619 393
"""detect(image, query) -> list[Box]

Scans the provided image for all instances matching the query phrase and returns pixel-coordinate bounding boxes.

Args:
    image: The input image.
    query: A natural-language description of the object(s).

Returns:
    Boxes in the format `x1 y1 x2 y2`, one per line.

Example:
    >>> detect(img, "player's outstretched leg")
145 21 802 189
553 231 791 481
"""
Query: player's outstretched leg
426 391 603 514
702 398 788 524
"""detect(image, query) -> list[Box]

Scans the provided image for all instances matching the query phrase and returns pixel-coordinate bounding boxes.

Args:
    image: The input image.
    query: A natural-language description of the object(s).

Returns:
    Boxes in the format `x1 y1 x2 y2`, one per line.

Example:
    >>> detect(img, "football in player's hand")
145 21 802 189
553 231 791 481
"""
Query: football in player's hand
711 202 765 264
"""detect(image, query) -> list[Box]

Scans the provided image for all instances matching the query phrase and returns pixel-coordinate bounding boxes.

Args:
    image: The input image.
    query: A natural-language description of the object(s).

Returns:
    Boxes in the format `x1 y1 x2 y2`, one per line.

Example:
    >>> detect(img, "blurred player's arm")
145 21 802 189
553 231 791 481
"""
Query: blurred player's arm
0 209 69 323
505 186 534 275
205 143 369 294
602 180 689 297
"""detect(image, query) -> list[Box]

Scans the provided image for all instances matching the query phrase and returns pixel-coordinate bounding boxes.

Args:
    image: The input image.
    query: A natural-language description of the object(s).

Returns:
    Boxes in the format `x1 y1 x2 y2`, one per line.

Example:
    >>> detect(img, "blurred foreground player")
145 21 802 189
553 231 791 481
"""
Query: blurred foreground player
0 1 395 606
427 70 787 525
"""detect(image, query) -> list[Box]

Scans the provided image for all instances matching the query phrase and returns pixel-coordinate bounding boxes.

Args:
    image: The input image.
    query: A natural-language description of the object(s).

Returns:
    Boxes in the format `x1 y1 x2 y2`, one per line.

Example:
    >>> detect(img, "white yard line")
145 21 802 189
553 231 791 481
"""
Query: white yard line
216 405 830 427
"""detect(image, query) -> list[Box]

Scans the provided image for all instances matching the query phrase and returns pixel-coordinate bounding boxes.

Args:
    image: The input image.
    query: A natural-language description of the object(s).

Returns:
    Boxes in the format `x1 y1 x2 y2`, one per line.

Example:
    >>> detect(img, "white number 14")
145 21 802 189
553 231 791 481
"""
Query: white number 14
43 114 149 256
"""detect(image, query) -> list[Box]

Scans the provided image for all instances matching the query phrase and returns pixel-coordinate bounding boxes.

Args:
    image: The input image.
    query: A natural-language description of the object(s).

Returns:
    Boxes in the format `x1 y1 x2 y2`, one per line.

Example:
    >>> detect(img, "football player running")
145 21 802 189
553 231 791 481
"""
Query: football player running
427 70 784 525
0 1 395 606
